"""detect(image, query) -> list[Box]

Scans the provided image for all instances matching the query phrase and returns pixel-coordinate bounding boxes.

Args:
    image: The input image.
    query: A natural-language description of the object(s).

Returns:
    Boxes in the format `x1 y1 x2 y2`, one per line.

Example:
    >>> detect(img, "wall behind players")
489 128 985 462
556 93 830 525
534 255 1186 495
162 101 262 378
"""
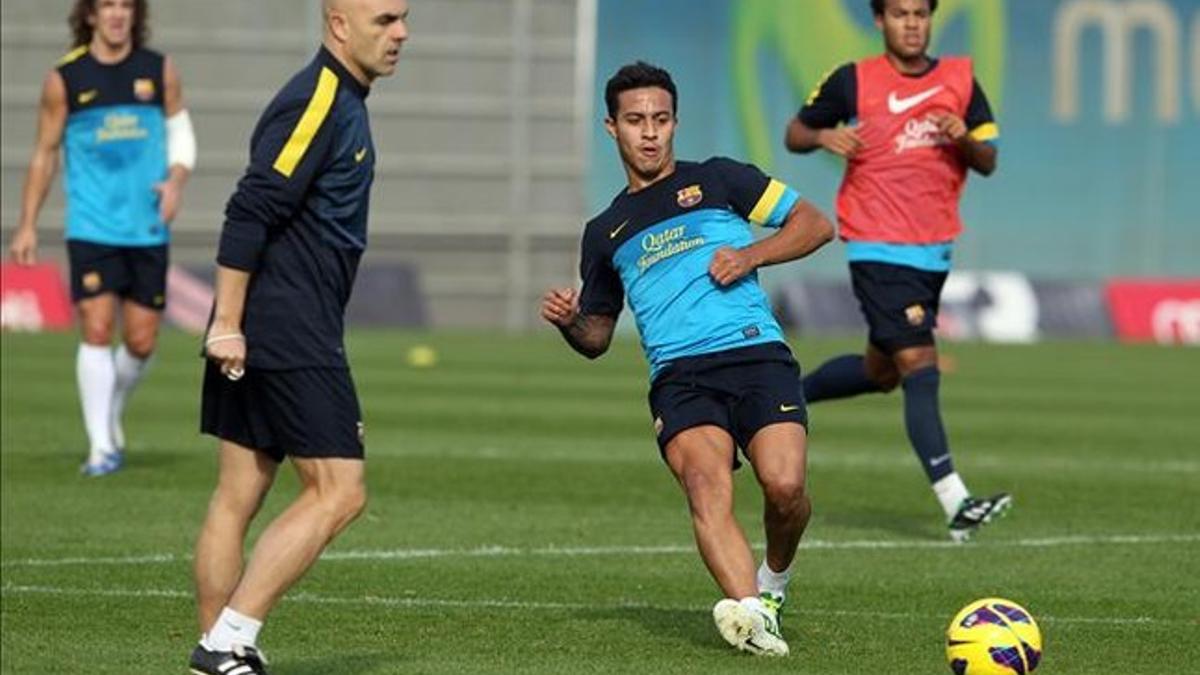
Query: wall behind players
589 0 1200 280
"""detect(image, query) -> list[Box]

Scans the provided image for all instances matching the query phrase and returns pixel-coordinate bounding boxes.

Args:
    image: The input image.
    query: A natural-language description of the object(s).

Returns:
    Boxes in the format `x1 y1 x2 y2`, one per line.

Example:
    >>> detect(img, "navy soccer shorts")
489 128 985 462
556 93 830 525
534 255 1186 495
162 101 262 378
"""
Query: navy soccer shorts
849 261 949 354
647 342 808 467
67 240 168 310
201 362 365 462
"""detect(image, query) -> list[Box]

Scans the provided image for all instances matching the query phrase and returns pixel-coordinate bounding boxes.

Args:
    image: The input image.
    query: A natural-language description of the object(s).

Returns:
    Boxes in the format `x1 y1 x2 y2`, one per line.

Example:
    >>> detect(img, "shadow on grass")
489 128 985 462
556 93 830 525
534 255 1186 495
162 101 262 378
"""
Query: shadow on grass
275 651 394 675
578 605 724 652
817 505 942 540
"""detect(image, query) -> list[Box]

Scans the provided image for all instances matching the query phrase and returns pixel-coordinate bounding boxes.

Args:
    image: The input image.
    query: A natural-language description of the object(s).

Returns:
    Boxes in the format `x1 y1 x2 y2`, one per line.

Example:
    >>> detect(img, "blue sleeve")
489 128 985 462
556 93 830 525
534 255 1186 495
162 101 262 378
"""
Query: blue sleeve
709 157 800 229
217 81 339 271
578 226 624 317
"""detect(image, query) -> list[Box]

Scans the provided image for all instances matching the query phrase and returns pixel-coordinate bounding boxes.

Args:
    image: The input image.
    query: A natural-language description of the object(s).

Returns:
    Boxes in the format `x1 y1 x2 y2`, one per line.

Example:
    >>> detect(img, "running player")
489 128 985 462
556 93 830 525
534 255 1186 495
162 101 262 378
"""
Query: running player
784 0 1011 541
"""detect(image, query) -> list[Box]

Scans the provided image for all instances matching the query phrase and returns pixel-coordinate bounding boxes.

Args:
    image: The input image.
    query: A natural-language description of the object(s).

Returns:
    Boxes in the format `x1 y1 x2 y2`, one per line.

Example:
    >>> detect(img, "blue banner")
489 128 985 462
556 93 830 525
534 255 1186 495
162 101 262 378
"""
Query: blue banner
590 0 1199 279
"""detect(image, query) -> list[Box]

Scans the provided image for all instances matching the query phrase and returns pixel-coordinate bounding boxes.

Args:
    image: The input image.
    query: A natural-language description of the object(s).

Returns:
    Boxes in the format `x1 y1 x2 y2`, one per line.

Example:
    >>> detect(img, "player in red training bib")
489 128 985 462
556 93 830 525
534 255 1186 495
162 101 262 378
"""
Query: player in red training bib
784 0 1011 542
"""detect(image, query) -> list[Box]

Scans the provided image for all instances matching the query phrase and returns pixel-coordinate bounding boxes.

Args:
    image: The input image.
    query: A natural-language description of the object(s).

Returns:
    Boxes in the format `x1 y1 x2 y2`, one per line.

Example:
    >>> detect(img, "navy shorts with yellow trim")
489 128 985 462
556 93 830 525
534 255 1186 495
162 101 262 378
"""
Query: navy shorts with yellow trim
647 342 808 468
201 362 364 463
67 240 168 310
850 261 948 354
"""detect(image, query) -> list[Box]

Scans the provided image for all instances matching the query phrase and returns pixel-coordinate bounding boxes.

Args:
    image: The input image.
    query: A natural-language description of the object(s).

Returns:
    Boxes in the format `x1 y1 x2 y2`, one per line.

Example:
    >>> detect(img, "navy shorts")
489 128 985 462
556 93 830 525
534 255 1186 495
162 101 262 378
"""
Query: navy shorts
849 261 948 354
67 240 168 309
648 342 808 467
200 362 364 463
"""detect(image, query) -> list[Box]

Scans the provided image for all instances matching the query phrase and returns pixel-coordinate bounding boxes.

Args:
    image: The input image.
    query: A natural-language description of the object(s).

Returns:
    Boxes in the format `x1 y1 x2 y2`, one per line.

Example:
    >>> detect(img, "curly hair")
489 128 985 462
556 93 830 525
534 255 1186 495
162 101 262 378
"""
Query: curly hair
871 0 938 15
69 0 149 49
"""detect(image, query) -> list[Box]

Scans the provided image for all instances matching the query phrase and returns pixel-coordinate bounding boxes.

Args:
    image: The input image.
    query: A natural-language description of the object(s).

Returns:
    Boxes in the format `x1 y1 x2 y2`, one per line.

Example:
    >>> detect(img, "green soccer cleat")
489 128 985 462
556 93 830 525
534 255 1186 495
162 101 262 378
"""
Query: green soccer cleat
759 591 785 629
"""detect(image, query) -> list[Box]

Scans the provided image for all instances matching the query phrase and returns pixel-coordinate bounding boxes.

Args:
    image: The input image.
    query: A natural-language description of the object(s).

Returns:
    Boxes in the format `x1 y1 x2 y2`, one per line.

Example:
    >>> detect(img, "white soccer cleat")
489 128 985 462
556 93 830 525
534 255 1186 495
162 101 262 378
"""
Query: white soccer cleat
712 597 789 656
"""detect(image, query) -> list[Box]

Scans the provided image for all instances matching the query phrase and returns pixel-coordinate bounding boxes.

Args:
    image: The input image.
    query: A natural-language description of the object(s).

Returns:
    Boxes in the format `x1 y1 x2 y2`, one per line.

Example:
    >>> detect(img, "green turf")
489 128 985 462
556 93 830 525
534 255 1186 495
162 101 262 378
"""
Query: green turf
2 330 1197 673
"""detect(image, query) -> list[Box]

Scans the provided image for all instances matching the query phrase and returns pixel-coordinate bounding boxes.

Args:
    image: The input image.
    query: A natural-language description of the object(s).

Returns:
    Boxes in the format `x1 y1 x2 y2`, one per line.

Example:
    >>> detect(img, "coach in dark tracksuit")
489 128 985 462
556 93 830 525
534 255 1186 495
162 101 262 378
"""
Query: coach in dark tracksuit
189 2 409 674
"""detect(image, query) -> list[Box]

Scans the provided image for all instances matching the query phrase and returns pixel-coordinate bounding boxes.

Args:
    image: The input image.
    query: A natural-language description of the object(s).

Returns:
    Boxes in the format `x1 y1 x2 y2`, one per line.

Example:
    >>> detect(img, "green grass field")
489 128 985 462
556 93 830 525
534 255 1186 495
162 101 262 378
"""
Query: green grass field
2 330 1197 673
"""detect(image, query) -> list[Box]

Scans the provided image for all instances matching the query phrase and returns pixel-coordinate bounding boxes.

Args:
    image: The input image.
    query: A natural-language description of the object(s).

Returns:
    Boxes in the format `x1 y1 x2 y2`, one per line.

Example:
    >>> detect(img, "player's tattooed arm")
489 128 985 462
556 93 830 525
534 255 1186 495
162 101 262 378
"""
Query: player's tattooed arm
540 288 616 359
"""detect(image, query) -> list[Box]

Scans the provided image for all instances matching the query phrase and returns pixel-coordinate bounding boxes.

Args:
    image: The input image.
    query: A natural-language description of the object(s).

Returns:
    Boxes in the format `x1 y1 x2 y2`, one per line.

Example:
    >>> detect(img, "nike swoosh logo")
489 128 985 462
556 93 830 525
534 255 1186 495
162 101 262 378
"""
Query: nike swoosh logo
354 148 368 163
779 404 801 413
929 454 952 467
78 89 98 104
609 219 629 239
887 85 944 114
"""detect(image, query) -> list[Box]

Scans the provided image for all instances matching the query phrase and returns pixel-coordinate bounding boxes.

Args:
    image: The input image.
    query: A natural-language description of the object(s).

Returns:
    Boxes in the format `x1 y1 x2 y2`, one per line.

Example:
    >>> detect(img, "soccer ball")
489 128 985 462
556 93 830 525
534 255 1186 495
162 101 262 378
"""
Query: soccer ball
945 598 1042 674
406 344 438 368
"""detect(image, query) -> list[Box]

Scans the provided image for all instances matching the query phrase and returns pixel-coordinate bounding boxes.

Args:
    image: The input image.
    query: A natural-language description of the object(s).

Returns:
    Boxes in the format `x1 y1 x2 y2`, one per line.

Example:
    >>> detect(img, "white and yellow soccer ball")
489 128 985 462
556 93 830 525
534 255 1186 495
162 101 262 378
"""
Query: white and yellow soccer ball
406 344 438 368
946 598 1042 674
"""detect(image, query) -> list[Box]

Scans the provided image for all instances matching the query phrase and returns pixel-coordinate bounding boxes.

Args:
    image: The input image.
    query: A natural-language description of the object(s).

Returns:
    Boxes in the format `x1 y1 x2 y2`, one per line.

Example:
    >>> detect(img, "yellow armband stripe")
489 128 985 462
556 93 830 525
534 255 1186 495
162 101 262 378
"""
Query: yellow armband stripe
273 67 338 178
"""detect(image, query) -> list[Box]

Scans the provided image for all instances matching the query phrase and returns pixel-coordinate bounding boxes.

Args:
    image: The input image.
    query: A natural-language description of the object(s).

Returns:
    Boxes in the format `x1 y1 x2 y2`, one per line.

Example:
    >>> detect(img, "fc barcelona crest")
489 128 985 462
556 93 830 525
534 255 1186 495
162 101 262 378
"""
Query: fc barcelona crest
904 304 926 326
676 184 702 208
133 78 156 101
82 271 102 292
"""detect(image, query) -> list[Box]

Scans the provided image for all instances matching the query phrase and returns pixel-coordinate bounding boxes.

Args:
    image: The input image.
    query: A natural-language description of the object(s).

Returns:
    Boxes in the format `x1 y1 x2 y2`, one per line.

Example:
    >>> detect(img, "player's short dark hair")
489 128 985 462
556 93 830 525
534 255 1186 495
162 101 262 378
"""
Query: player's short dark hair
70 0 150 50
604 61 677 118
871 0 938 16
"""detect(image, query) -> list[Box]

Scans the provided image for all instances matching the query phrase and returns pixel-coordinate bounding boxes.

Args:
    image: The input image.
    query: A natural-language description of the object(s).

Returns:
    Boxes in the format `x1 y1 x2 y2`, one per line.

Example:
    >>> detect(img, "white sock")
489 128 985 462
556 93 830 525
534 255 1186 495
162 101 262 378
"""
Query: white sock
76 343 116 463
739 595 768 615
934 472 970 520
110 344 151 450
203 607 263 651
757 559 792 599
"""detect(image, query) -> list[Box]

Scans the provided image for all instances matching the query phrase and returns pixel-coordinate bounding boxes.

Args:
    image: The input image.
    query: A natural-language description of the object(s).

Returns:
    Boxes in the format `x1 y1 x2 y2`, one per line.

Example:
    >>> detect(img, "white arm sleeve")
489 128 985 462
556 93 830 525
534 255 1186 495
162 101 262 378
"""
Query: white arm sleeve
166 109 196 170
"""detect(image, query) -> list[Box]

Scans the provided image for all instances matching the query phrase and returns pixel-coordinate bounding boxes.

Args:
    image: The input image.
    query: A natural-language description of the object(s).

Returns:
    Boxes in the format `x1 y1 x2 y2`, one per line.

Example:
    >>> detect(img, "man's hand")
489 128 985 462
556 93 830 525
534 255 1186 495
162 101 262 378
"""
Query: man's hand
541 288 580 328
205 327 246 381
154 175 185 224
932 113 968 142
709 246 756 286
8 227 37 265
817 124 865 158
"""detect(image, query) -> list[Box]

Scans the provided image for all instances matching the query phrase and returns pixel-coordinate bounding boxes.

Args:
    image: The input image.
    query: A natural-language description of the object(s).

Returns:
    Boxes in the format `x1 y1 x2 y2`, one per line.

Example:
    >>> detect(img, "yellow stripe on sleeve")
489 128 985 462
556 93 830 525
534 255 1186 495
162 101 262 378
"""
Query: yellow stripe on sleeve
748 179 787 224
57 45 89 66
272 67 338 178
969 122 999 143
805 68 835 106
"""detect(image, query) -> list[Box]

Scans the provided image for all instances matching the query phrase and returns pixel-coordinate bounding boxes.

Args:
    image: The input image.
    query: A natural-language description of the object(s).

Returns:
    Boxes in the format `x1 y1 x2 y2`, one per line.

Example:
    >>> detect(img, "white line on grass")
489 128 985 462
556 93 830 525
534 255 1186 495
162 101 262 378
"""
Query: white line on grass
0 582 1184 627
3 533 1197 569
376 446 1200 475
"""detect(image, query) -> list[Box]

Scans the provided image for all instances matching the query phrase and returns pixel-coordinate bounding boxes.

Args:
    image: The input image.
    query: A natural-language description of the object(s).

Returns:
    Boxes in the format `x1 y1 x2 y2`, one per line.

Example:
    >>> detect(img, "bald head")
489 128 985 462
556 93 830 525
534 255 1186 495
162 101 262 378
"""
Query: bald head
322 0 408 85
323 0 356 17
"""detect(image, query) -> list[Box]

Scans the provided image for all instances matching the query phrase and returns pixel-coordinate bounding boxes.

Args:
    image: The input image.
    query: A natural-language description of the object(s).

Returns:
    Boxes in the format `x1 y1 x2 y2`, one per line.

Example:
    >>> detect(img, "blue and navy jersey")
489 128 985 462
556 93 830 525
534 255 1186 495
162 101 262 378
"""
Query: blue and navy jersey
216 47 375 370
57 46 168 246
580 158 800 380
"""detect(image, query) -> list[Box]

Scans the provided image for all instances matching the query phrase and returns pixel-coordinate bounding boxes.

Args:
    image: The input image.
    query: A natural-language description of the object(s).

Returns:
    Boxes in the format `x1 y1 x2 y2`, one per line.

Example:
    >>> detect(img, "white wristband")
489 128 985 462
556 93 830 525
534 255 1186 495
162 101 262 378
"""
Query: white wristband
166 109 196 170
205 333 244 348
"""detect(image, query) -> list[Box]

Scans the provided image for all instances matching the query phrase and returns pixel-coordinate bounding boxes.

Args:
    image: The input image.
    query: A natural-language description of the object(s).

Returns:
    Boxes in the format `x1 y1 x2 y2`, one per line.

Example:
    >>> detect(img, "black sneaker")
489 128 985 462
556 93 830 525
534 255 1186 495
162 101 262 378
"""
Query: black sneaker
189 643 270 675
948 493 1013 543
